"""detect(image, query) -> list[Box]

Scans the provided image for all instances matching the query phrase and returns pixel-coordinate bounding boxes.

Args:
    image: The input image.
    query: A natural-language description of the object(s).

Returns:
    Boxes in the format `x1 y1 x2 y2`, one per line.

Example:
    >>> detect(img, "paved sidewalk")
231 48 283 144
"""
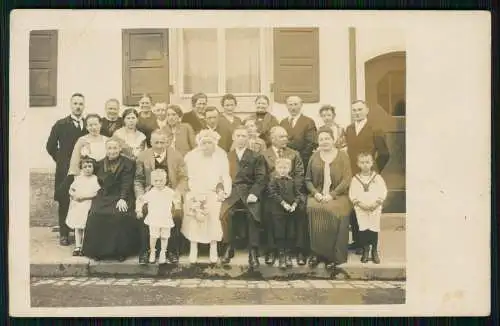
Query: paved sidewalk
31 276 406 289
31 218 406 280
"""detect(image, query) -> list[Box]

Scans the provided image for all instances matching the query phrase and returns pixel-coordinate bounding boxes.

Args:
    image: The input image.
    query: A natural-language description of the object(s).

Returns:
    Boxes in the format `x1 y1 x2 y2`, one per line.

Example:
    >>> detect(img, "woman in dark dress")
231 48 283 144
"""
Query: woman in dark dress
305 127 353 269
82 138 140 261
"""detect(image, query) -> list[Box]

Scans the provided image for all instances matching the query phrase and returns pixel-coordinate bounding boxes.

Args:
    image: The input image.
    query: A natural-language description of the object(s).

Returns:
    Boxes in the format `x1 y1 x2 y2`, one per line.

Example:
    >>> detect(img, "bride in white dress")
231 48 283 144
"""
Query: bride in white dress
181 129 232 263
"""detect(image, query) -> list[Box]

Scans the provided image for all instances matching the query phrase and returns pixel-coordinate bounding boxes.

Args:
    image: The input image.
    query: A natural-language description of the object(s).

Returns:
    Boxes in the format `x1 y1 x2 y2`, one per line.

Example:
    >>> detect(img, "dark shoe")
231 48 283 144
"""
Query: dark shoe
371 247 381 264
361 246 370 263
296 252 307 266
325 262 337 270
308 255 319 268
278 251 286 270
355 248 364 255
221 245 233 265
248 249 260 268
285 253 293 268
72 247 81 256
60 236 69 246
265 251 276 266
117 256 126 262
138 252 148 265
228 247 235 259
167 251 179 264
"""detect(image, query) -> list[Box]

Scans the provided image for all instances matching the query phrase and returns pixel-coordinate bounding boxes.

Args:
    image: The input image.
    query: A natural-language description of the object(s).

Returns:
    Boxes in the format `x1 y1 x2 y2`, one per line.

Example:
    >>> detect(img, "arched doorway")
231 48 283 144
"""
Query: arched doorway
365 51 406 213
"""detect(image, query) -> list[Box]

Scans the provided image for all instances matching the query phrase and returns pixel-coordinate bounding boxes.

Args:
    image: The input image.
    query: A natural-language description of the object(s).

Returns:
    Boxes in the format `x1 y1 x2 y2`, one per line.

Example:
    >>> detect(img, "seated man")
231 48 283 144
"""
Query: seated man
219 126 267 268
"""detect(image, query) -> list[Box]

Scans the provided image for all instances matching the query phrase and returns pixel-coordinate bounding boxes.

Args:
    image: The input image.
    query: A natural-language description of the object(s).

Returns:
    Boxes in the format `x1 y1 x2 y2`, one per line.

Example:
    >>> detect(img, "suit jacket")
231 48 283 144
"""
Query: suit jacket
162 123 196 157
345 120 390 174
268 176 304 215
181 110 205 134
134 147 188 198
219 114 242 133
100 117 123 138
46 115 88 201
220 148 267 223
280 114 317 169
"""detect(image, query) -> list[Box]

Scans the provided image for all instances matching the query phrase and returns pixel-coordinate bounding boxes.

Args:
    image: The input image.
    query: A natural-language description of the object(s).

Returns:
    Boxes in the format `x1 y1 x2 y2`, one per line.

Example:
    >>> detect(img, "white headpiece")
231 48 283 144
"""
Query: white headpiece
196 129 221 147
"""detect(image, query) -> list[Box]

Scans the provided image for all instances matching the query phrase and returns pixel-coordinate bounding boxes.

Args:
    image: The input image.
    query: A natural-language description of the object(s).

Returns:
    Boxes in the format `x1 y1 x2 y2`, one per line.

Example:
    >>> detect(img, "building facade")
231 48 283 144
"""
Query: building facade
23 15 406 212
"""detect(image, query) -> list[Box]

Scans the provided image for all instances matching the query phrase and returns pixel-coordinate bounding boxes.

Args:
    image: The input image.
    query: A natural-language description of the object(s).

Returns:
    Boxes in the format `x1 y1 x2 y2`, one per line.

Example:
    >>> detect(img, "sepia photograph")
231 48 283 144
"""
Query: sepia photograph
9 10 490 317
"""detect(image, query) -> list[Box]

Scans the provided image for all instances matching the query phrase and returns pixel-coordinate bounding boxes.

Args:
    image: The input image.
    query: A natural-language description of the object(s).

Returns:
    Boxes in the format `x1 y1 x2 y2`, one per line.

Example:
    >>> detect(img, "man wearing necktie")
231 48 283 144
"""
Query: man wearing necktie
134 129 188 265
345 100 390 253
279 96 318 170
261 126 307 266
220 126 267 268
46 93 88 246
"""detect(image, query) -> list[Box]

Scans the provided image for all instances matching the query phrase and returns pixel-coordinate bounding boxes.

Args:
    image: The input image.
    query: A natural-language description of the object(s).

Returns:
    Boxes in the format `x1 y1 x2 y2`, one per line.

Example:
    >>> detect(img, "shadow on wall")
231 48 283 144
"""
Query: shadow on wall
30 171 58 227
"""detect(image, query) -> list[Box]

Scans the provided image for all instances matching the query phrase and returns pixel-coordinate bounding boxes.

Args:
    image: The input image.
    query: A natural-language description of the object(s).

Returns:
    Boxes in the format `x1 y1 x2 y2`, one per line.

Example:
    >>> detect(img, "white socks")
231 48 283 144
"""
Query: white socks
209 241 218 263
189 241 198 263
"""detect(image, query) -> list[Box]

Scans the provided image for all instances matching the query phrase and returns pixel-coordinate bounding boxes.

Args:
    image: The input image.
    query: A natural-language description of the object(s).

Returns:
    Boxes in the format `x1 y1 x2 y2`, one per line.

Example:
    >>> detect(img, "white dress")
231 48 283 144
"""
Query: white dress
66 175 101 229
348 172 388 232
142 187 175 229
181 147 232 243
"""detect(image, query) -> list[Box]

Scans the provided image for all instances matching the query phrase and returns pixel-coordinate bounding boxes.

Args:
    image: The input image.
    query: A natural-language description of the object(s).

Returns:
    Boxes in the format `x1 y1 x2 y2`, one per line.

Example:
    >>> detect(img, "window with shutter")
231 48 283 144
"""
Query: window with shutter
122 29 170 106
29 30 58 107
273 28 319 104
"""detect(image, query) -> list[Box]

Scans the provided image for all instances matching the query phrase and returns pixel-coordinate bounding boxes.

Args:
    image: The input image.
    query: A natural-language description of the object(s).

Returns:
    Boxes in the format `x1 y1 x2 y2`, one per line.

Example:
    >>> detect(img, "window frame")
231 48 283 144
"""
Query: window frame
29 29 58 107
177 28 267 98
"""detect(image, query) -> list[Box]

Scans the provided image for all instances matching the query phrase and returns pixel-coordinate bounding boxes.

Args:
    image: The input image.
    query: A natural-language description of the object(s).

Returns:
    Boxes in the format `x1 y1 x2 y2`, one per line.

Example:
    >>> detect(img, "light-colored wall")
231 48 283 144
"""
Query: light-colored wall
355 28 406 101
15 12 404 170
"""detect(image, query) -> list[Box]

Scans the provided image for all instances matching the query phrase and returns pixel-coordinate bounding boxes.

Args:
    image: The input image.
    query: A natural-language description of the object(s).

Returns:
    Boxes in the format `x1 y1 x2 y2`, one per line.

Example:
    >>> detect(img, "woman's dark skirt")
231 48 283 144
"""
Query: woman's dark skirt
307 195 352 264
82 195 140 260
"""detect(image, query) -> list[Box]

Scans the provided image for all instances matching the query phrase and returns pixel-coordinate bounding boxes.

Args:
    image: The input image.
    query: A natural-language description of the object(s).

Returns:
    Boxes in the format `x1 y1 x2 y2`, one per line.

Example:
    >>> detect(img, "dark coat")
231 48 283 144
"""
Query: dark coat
219 114 242 134
46 115 88 201
181 110 205 134
280 114 318 169
249 112 279 147
100 117 123 138
345 120 390 175
137 114 159 147
220 148 267 223
267 175 305 216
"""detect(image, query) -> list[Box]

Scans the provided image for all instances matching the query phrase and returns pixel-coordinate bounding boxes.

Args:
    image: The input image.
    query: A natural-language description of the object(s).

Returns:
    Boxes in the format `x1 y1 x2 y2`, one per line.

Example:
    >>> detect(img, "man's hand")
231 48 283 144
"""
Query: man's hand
216 190 226 202
290 202 297 212
314 193 323 202
323 194 333 202
136 210 143 219
247 194 258 203
116 199 128 213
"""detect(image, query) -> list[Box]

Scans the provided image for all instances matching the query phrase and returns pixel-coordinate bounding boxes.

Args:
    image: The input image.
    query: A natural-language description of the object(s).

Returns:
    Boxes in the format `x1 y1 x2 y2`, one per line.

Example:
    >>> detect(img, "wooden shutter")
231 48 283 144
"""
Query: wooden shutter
273 28 319 103
29 30 58 107
122 29 170 106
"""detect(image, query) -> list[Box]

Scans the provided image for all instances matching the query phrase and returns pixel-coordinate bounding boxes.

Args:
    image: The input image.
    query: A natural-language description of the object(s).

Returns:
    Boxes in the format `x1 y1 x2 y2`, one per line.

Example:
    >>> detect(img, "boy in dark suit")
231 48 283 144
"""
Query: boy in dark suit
46 93 88 245
267 158 305 269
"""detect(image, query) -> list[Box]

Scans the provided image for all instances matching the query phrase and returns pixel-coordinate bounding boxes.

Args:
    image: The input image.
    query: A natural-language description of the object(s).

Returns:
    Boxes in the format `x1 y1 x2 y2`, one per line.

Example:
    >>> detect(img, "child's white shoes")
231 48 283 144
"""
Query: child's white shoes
158 253 167 264
149 251 156 264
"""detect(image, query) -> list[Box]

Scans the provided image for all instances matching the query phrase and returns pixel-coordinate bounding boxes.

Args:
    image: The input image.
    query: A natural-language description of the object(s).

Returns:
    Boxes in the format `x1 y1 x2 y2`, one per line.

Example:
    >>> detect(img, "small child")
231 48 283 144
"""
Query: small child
66 157 101 256
348 152 388 264
243 118 267 154
267 158 304 269
136 169 176 264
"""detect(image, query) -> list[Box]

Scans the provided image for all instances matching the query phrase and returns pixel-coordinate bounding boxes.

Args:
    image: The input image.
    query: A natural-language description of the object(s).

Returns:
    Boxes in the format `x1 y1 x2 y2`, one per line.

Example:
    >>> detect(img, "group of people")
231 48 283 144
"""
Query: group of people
46 91 390 269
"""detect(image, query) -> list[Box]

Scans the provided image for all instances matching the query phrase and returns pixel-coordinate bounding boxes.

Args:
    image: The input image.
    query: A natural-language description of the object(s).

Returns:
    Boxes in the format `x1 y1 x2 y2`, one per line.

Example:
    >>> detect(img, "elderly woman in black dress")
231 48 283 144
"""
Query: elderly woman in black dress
305 127 353 269
82 138 140 261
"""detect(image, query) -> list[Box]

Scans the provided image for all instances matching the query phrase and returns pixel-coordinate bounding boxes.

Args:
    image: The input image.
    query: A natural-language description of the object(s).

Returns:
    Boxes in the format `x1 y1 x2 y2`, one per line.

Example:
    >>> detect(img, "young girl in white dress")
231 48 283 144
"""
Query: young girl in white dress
348 152 388 264
66 157 101 256
136 169 177 264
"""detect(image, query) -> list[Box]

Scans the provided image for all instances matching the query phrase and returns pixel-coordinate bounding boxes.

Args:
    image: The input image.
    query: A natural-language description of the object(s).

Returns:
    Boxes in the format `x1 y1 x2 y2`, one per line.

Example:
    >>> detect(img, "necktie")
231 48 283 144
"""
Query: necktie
278 148 284 158
73 119 82 130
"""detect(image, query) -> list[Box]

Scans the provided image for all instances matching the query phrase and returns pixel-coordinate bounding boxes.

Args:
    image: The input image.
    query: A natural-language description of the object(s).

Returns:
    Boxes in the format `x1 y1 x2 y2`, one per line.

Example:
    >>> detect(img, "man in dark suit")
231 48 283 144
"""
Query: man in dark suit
345 100 390 252
46 93 88 246
100 98 123 137
203 106 233 152
261 126 307 266
220 126 267 268
279 96 317 168
181 92 207 134
134 129 188 265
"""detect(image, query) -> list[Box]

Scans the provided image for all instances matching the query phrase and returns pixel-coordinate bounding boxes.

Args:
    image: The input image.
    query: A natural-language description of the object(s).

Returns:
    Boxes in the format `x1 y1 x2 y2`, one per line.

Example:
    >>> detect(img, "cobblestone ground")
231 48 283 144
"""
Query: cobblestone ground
31 277 405 289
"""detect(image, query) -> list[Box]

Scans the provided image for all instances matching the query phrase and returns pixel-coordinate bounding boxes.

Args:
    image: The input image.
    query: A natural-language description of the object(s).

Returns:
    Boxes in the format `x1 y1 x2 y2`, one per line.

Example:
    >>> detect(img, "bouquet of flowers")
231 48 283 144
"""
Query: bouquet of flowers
187 193 209 222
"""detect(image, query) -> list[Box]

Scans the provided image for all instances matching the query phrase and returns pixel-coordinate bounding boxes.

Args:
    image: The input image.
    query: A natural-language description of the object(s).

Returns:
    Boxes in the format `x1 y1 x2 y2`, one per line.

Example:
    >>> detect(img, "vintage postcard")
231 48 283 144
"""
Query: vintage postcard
9 10 490 316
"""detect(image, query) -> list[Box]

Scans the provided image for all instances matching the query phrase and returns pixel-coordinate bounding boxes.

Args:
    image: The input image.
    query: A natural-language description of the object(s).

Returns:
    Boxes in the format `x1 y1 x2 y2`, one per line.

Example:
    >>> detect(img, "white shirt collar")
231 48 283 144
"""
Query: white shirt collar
157 119 167 128
70 114 83 122
272 146 284 157
355 118 368 135
153 150 167 161
235 147 246 159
